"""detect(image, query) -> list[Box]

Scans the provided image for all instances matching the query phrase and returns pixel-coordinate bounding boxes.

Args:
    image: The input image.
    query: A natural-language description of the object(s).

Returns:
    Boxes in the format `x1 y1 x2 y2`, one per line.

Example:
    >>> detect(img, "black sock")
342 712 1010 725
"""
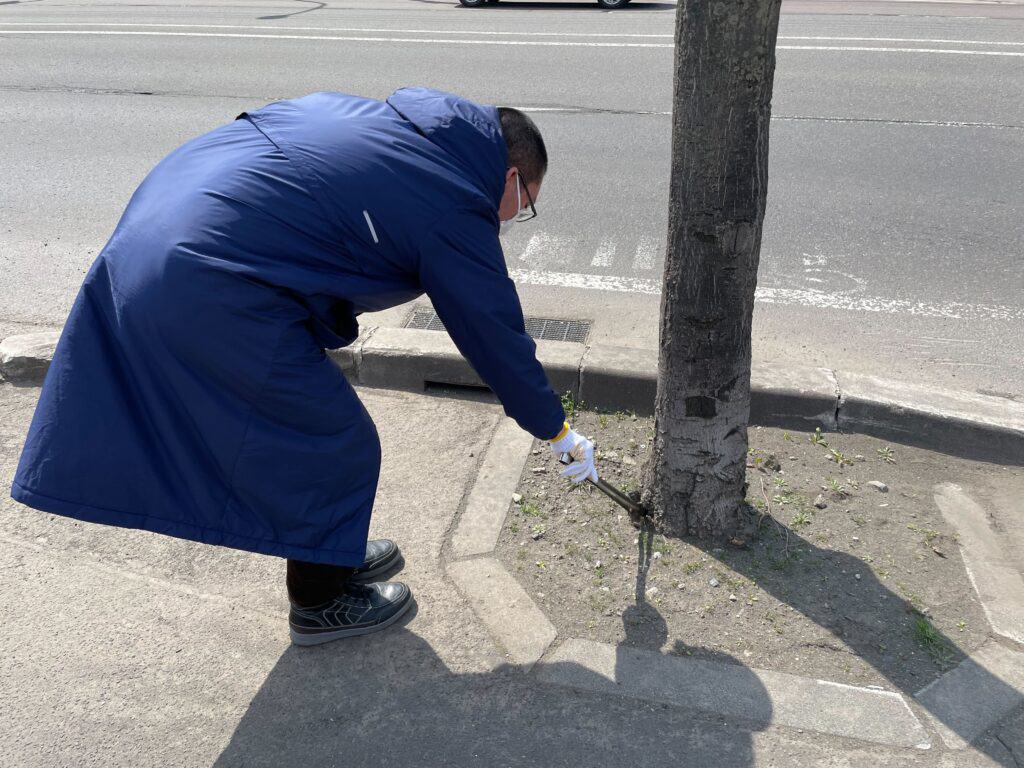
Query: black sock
286 559 357 607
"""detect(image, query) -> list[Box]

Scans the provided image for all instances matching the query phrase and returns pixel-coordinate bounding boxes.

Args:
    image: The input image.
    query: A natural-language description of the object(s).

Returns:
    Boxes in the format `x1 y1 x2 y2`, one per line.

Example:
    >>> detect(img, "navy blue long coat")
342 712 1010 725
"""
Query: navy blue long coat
12 88 565 566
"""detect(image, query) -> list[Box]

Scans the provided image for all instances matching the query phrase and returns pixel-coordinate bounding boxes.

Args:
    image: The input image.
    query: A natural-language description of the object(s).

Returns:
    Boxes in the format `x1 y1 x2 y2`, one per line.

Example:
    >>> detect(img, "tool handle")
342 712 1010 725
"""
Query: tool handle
558 453 642 515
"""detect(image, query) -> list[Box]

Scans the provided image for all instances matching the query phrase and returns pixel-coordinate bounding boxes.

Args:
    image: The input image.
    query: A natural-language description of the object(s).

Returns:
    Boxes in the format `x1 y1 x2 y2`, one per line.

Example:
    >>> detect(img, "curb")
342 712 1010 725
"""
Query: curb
4 326 1023 464
444 416 1024 751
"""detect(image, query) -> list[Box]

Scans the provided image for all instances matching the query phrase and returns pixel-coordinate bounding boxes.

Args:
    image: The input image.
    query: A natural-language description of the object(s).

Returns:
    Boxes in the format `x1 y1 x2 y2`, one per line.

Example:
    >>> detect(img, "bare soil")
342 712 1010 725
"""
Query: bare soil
494 409 1017 693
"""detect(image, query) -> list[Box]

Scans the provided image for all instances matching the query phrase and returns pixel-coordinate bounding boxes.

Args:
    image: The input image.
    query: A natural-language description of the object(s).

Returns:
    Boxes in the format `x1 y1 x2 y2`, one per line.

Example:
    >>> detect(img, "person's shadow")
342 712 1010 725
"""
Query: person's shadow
212 526 770 767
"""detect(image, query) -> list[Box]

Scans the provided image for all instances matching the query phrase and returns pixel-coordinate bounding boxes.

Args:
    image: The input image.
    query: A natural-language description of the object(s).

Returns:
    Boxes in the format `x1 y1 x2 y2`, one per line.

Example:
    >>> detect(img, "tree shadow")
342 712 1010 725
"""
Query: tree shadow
685 517 1021 764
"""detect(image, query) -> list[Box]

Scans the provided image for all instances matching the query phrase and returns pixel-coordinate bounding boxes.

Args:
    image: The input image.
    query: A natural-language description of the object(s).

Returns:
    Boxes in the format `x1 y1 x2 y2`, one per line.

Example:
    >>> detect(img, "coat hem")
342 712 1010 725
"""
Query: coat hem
10 479 368 567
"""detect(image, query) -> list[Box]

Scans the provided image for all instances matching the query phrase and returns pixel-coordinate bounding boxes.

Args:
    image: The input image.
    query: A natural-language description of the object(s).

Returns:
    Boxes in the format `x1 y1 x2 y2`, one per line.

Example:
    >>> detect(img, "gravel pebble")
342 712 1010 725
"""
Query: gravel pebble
867 480 889 493
709 578 720 588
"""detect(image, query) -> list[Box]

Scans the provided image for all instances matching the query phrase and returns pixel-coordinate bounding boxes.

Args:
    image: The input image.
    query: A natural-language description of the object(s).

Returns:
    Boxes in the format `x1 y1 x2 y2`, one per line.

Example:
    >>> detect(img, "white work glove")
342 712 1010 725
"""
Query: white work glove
548 422 598 484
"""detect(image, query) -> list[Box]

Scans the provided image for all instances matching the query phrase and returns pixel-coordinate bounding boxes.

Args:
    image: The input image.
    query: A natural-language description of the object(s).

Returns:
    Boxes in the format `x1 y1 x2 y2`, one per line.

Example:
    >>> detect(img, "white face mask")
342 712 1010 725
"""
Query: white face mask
499 170 524 237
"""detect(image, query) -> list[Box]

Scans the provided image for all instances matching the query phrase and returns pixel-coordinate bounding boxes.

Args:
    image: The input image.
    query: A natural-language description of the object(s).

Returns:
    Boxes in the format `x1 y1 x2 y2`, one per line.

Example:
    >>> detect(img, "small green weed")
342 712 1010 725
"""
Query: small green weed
521 502 544 518
877 446 896 464
810 428 829 447
912 614 954 666
826 477 848 497
684 560 705 574
561 391 578 423
827 447 852 467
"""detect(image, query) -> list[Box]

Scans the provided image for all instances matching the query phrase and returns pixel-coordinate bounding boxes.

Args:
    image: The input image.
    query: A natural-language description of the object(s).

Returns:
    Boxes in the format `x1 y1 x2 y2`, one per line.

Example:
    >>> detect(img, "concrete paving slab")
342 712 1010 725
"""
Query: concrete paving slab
450 416 535 559
446 557 556 669
0 383 507 675
539 638 930 749
934 483 1024 645
915 642 1024 750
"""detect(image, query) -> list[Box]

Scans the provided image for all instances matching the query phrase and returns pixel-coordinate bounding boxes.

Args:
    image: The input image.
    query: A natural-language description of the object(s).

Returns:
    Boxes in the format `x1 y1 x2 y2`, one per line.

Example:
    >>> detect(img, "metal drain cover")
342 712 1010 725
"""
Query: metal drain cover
405 307 590 344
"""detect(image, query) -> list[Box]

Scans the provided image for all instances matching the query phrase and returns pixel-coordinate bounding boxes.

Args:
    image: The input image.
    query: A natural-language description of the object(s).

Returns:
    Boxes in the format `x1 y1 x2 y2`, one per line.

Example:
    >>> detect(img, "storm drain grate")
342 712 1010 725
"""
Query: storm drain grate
405 307 590 344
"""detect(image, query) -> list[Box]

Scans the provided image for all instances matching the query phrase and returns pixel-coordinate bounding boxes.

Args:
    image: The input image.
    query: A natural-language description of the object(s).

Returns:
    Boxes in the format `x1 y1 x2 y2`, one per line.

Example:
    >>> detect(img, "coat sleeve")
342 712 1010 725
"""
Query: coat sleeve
418 207 566 440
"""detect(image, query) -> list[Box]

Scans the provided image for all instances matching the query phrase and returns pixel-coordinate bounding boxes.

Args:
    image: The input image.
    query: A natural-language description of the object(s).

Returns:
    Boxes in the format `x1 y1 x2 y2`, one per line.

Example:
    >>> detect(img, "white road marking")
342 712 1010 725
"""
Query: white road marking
518 233 567 267
513 109 1022 130
632 237 659 271
507 269 1024 322
779 35 1024 47
2 29 1023 55
4 23 1022 48
591 238 616 268
776 44 1023 57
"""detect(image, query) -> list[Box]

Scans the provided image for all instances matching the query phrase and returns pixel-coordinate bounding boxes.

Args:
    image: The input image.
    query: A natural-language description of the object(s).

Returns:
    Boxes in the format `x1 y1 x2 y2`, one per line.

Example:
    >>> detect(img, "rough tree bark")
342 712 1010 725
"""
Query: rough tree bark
641 0 782 540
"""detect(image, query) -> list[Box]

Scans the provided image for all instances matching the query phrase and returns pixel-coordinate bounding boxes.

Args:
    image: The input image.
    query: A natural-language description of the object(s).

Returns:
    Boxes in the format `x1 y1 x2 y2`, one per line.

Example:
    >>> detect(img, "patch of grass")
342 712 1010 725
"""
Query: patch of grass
826 477 848 497
598 413 609 429
912 613 954 666
652 535 672 556
770 555 797 572
684 560 705 574
906 523 941 546
763 610 784 635
520 502 544 518
509 522 519 534
791 510 812 529
560 391 578 423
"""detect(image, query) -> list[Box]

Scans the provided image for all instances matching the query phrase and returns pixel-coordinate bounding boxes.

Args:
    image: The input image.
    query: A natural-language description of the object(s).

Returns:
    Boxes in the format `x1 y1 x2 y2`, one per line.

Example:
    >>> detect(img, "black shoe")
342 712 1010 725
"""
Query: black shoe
350 539 403 582
289 581 413 646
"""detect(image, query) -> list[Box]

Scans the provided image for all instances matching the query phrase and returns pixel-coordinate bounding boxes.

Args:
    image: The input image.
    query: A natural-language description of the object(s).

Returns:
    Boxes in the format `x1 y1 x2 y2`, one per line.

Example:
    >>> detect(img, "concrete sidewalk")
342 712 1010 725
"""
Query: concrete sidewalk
1 382 1020 767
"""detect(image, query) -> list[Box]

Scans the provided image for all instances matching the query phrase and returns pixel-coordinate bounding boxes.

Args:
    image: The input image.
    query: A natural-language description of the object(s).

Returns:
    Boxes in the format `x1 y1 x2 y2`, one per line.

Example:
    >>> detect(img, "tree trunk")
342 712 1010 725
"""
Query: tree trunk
641 0 782 541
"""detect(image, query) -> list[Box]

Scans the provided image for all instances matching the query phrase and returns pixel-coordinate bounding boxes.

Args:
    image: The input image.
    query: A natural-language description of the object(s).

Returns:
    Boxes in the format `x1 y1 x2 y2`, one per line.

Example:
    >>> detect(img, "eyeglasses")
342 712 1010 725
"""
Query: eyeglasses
514 172 538 223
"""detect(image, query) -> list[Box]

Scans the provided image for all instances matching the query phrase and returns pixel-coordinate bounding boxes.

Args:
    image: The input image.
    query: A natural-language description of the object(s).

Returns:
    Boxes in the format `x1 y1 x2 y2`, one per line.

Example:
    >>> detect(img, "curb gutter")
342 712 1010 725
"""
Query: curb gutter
4 327 1022 464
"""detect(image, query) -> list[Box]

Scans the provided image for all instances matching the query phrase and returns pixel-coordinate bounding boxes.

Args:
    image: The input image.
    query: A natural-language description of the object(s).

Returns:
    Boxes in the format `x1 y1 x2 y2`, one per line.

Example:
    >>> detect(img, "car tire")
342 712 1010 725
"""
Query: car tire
597 0 631 7
459 0 489 6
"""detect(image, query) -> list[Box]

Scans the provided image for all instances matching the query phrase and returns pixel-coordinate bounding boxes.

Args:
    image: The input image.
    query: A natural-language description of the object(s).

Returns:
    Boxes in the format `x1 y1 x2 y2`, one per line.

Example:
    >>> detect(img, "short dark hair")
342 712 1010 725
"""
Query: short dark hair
497 107 548 185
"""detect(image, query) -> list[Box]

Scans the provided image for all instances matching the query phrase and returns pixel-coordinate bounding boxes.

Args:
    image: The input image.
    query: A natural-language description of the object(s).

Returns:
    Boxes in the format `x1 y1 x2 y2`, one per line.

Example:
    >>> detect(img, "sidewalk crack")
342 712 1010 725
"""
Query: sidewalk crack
830 368 842 431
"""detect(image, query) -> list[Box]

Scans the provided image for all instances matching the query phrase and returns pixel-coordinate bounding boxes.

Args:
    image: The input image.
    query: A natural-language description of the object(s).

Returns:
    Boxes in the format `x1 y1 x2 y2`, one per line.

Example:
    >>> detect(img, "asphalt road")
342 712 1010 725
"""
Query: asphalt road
2 0 1022 398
